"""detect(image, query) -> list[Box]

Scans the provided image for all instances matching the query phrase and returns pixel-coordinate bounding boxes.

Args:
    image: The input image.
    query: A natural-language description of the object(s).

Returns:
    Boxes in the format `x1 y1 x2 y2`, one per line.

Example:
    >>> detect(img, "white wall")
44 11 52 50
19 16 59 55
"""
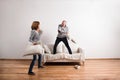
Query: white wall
0 0 120 59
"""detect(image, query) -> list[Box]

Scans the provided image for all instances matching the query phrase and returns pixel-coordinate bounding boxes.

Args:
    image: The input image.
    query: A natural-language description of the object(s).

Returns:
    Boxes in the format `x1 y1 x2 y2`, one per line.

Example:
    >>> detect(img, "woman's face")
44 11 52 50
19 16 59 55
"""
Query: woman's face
37 25 40 29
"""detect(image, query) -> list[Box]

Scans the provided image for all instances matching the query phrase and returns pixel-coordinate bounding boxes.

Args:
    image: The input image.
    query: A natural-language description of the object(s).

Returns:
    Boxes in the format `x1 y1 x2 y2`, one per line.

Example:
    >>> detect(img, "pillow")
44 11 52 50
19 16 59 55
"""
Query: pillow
63 40 79 53
56 42 63 53
47 44 54 53
47 42 63 54
24 44 44 56
43 44 51 54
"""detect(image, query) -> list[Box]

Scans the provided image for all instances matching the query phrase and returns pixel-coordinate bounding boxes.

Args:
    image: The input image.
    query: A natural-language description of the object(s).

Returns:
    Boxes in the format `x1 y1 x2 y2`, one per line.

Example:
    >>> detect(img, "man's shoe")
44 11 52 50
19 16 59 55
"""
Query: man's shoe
28 72 35 75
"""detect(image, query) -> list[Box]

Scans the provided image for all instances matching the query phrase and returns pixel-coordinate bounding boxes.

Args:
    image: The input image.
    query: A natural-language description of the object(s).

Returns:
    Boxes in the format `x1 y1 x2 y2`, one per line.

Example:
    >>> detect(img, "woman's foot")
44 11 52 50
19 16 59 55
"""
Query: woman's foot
38 66 44 68
28 72 35 75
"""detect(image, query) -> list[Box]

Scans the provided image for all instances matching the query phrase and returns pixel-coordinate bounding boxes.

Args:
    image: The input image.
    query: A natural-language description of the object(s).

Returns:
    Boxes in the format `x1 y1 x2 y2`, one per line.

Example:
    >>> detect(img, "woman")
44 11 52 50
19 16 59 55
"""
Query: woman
28 21 44 75
53 20 72 54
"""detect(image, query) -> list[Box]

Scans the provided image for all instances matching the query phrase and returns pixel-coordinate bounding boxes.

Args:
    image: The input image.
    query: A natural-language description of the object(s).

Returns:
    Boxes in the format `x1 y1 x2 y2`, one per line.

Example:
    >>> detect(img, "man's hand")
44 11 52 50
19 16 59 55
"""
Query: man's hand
71 39 76 44
33 42 37 45
37 28 40 32
58 30 61 33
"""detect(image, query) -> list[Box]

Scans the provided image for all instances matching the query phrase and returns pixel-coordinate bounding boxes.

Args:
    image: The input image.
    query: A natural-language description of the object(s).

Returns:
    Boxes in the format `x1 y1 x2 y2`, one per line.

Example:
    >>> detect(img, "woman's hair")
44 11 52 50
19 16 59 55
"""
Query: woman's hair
31 21 40 30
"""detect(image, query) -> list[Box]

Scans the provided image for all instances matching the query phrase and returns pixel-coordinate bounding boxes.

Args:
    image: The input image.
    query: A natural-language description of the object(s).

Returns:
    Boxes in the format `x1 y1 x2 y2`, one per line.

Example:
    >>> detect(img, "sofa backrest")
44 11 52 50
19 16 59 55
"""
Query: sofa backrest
63 40 79 53
47 42 64 53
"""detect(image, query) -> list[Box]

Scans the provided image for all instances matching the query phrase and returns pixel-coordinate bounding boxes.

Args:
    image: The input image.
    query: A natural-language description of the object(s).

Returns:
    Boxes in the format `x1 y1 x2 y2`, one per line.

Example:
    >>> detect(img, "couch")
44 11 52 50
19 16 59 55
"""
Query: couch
43 40 85 65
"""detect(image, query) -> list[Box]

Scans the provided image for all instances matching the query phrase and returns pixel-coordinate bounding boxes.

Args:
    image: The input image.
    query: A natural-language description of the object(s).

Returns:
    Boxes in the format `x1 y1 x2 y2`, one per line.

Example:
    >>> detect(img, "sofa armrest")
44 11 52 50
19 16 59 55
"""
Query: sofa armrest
77 47 85 65
77 47 83 53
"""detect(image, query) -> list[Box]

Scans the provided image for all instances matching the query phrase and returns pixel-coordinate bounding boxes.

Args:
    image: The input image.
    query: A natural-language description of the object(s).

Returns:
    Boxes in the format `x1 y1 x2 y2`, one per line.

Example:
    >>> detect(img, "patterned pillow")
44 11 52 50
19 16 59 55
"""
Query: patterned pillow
43 44 51 54
63 40 79 53
47 42 63 54
56 42 63 53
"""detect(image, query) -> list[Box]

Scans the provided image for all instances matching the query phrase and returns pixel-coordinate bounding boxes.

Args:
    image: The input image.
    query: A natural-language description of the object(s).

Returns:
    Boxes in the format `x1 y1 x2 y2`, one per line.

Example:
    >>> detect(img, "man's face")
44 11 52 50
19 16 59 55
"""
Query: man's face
62 21 66 26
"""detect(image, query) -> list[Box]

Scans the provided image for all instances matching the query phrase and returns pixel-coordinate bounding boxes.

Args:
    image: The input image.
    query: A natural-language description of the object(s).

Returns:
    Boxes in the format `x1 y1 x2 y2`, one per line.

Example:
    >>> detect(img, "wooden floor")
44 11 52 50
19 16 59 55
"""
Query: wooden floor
0 59 120 80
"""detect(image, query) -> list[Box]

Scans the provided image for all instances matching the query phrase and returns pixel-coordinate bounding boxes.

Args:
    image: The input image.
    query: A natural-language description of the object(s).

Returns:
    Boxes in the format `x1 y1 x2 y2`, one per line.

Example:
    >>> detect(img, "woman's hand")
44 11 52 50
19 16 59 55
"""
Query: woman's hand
37 28 40 32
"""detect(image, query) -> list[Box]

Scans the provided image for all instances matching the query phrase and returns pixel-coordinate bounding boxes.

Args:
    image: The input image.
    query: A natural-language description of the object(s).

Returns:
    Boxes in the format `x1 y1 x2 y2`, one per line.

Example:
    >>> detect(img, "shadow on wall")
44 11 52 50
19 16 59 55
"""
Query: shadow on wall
41 34 55 44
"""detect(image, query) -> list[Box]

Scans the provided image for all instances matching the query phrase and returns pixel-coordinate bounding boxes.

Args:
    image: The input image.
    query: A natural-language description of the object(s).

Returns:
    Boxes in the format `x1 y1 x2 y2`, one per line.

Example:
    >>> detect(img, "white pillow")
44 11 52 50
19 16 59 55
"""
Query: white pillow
47 42 63 54
63 40 79 53
24 44 44 56
43 44 51 54
47 44 54 53
56 42 63 53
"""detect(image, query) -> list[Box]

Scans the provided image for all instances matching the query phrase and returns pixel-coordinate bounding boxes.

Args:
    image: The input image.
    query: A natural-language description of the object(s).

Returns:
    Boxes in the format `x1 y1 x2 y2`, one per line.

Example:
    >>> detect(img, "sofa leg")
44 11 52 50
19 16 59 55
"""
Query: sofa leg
79 62 80 65
82 61 85 66
79 61 85 66
42 62 46 66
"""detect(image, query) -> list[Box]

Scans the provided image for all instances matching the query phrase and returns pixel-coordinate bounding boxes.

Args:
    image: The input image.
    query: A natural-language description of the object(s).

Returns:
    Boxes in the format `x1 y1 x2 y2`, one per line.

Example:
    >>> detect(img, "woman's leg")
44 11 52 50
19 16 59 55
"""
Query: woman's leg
38 54 44 68
62 37 72 54
28 55 36 75
53 37 61 54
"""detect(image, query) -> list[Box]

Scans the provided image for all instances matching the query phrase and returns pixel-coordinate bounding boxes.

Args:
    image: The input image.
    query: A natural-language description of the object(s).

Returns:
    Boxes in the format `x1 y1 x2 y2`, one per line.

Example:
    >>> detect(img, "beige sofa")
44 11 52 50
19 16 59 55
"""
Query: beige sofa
43 40 85 65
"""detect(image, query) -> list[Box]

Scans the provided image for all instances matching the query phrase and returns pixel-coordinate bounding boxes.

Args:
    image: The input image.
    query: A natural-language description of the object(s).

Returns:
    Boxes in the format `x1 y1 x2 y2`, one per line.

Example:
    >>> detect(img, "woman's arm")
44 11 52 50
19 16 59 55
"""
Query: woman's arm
39 30 43 35
29 30 36 44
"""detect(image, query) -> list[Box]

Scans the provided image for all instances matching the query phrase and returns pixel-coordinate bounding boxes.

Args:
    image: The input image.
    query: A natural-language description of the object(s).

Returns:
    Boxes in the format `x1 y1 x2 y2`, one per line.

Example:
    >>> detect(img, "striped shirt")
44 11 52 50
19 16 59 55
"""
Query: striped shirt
57 25 68 38
29 30 42 43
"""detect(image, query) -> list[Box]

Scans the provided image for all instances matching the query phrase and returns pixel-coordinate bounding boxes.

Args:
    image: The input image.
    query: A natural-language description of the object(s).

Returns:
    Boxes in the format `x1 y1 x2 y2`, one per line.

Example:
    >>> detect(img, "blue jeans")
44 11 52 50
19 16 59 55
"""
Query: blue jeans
28 54 42 73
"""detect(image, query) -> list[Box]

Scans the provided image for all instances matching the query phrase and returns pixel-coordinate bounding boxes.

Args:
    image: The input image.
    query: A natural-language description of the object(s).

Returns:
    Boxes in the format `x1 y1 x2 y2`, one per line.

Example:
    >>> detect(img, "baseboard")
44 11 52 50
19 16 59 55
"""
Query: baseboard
85 58 120 60
0 58 120 61
0 59 32 61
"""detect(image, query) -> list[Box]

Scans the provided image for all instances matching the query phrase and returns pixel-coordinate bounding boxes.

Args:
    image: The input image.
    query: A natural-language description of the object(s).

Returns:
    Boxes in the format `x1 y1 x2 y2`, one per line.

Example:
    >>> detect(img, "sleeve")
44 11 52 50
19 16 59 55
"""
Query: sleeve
38 30 43 35
58 25 65 33
66 27 69 33
58 25 61 32
66 27 70 39
29 30 35 42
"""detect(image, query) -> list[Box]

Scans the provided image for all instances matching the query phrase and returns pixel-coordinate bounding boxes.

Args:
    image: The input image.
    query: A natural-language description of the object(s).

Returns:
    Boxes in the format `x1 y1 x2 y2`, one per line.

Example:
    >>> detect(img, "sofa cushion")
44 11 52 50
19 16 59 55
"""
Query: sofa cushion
63 40 79 53
64 53 81 60
44 53 65 61
44 53 81 61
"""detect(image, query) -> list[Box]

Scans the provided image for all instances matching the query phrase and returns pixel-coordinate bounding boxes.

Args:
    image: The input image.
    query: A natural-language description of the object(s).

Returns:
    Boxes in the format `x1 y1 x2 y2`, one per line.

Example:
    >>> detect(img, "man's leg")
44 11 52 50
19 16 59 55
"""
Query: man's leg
53 37 61 54
62 37 72 54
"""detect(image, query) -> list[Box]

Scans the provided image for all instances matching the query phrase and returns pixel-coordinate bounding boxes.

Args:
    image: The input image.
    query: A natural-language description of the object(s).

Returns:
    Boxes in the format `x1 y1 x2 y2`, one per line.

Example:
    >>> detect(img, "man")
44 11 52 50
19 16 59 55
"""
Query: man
53 20 72 54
